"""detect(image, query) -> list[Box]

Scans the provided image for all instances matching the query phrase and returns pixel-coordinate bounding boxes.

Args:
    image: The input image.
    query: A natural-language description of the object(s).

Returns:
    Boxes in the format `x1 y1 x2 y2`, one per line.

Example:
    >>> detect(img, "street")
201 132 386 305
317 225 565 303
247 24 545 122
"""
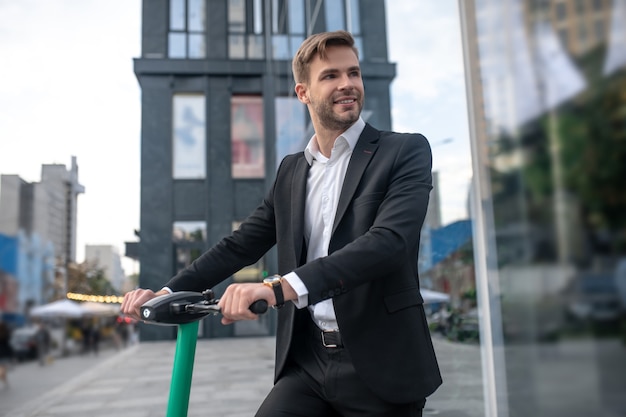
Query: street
0 335 484 417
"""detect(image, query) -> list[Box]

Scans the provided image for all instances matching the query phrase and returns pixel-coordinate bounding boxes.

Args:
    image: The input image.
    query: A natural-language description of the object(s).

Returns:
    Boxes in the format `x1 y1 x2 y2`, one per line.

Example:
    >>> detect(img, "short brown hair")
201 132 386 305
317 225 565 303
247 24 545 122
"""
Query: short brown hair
292 30 359 84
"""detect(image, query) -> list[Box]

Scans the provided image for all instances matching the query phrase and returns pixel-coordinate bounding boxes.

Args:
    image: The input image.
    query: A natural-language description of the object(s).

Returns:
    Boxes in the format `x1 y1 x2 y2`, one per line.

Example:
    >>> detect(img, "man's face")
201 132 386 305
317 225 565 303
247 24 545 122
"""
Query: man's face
297 45 364 132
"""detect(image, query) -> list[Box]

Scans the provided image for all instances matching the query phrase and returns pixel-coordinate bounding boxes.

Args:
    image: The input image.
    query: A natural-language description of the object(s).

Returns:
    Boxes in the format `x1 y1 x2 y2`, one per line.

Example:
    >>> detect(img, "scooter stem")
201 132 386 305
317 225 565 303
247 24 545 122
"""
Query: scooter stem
167 321 199 417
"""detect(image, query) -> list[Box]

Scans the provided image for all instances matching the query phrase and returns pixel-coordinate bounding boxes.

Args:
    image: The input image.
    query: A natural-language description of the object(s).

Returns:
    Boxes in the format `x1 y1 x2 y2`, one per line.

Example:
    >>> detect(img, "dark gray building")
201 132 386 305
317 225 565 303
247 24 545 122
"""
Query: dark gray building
134 0 395 340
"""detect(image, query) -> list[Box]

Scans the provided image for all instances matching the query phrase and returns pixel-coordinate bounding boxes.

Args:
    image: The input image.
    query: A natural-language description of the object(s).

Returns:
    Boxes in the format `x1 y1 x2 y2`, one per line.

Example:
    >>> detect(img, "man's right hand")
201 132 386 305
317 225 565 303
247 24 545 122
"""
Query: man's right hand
121 288 169 320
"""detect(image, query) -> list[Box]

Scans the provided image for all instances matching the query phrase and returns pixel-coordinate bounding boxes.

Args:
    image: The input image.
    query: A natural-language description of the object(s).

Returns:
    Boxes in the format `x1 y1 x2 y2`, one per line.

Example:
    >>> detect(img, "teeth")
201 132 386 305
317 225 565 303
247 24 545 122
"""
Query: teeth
337 99 353 104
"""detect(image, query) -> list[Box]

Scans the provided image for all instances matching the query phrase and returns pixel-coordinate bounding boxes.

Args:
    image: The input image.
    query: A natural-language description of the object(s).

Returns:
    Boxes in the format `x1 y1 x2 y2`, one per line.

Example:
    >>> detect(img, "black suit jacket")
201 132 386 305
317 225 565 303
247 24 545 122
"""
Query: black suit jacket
166 123 442 403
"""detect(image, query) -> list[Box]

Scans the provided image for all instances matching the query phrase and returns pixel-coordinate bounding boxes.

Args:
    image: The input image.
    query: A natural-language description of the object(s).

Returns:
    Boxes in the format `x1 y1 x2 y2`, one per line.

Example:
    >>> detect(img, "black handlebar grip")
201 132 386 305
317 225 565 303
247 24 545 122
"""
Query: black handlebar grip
249 300 268 314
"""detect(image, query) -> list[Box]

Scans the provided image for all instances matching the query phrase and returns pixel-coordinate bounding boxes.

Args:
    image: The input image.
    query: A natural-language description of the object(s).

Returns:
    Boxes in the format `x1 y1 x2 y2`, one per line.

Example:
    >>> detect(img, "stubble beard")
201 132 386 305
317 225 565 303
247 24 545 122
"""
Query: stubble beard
312 94 363 133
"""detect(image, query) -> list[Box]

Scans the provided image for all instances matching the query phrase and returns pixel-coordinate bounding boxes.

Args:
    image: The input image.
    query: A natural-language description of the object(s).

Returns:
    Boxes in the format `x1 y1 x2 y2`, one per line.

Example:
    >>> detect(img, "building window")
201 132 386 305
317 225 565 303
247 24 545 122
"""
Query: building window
231 96 265 178
271 0 305 59
228 0 265 59
173 221 206 273
168 0 206 59
231 221 266 282
275 96 307 167
324 0 363 59
173 94 206 179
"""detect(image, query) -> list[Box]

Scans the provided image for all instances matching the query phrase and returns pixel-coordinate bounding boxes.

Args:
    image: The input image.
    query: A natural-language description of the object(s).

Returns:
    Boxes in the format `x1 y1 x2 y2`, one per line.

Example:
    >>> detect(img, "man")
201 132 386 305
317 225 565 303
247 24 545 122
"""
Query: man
122 30 441 416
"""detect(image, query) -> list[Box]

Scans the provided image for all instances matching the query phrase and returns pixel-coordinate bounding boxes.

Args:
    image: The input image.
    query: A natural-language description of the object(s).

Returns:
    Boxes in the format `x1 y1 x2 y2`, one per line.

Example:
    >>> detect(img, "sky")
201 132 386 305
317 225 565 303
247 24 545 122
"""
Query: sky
0 0 472 272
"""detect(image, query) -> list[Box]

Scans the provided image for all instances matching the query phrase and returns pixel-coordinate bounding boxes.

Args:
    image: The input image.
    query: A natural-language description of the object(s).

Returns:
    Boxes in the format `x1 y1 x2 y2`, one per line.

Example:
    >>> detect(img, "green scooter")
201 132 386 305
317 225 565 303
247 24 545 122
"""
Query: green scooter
140 290 268 417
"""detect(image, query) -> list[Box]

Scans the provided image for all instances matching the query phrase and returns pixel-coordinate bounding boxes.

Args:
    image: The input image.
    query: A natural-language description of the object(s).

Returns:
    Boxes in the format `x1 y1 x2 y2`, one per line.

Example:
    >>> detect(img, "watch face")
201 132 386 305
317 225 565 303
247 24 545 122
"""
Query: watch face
264 276 281 285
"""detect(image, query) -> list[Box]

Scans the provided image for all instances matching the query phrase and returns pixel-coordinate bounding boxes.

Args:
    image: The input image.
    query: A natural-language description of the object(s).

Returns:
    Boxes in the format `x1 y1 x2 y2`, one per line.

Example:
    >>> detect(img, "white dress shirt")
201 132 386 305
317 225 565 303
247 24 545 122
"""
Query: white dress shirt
283 117 365 331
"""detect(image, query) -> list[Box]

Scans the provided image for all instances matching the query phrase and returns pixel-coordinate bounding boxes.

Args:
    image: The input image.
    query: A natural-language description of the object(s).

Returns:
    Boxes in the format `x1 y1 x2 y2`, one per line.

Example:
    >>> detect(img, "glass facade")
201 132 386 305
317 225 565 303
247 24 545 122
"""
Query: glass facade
172 221 206 275
271 0 305 60
275 96 307 168
225 0 364 60
168 0 206 58
460 0 626 415
231 221 266 282
228 0 265 59
323 0 363 59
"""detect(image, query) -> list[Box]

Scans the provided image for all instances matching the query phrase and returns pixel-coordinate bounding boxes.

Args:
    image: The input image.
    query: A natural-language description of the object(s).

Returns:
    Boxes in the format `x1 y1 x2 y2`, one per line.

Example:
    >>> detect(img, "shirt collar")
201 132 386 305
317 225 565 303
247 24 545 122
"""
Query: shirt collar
304 117 366 166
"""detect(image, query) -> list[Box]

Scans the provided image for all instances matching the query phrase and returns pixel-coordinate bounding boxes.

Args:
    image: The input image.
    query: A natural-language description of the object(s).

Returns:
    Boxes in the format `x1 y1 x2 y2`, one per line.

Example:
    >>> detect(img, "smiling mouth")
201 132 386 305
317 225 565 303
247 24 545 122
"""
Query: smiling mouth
335 99 356 104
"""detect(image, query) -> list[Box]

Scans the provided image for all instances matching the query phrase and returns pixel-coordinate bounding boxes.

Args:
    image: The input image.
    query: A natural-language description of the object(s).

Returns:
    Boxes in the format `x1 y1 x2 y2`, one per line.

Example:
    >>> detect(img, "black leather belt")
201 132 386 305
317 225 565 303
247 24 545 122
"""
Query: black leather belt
320 329 343 348
304 317 343 348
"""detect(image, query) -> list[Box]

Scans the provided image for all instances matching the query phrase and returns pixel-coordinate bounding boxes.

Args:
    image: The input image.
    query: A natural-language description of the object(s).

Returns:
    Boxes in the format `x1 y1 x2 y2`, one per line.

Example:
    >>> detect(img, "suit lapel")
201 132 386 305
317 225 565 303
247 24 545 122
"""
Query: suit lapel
332 124 380 234
291 156 310 263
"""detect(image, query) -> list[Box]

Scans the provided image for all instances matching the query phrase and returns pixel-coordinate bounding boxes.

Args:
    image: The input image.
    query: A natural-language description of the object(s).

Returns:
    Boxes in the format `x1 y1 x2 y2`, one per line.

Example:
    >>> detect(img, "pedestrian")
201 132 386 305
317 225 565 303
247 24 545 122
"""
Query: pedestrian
91 323 100 356
34 321 51 366
122 30 441 416
0 322 13 389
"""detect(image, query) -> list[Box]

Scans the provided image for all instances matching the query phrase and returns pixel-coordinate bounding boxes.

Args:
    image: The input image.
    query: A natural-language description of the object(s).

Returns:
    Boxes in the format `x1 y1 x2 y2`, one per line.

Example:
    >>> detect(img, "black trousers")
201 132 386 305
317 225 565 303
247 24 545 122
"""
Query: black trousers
256 317 426 417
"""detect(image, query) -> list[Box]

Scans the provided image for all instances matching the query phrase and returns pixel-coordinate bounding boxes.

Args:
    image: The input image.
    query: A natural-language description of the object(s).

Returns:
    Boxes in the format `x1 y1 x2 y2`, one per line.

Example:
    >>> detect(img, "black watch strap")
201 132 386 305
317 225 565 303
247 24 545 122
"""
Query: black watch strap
264 275 284 308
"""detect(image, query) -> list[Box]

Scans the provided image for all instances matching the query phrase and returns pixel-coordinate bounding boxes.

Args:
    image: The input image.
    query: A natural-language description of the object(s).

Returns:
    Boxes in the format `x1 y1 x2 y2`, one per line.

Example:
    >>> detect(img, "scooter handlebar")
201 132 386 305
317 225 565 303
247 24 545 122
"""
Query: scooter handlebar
249 299 268 314
140 290 269 325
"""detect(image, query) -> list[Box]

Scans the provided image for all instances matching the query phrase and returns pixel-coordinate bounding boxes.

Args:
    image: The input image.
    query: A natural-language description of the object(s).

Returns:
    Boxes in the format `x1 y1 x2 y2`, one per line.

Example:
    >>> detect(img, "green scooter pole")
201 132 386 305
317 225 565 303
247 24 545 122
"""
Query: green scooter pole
139 290 268 417
167 321 199 417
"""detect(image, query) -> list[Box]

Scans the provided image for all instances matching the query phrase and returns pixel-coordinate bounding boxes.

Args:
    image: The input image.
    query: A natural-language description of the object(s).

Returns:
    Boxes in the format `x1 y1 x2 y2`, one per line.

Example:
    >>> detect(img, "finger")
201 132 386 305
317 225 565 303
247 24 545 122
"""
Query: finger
133 291 153 318
121 290 153 319
121 291 136 315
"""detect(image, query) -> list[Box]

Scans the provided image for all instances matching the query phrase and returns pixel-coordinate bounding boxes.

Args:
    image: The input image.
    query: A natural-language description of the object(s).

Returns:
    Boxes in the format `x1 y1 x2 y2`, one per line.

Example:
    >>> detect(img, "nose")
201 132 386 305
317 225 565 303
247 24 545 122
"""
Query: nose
337 73 354 90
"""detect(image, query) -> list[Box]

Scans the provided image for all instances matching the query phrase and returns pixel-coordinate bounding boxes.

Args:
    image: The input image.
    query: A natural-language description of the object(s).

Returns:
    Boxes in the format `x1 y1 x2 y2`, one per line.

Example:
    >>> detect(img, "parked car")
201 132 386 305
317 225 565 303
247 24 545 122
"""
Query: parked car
9 325 40 361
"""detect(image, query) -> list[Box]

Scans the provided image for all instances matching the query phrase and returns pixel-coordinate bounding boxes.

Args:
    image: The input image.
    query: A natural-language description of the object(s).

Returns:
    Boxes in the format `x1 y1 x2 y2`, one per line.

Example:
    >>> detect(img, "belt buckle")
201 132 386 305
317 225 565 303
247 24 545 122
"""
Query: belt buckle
321 330 339 348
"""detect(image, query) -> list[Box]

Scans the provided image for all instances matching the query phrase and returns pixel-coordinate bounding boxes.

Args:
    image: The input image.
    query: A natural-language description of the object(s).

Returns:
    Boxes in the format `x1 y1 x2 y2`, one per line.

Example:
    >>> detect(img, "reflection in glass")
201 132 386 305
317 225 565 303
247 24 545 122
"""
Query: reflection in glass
231 221 265 282
228 0 245 33
272 0 287 33
173 221 206 242
461 0 626 415
228 0 265 59
173 221 206 274
229 34 245 59
248 35 265 59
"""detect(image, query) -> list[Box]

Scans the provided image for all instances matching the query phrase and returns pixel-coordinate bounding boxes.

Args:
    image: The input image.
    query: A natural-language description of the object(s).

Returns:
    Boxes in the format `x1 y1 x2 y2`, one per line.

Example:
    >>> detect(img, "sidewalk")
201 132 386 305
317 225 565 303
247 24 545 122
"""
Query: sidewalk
1 335 484 417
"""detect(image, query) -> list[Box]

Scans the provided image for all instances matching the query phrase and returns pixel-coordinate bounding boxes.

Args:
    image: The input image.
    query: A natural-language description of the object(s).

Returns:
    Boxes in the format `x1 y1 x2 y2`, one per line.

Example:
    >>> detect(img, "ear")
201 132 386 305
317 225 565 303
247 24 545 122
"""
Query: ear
295 83 309 104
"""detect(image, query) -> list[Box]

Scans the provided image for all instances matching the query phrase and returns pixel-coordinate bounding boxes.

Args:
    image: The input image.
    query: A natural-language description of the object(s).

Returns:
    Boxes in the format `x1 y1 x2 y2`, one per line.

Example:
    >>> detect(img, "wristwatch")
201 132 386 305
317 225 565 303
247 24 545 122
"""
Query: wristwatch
263 275 284 309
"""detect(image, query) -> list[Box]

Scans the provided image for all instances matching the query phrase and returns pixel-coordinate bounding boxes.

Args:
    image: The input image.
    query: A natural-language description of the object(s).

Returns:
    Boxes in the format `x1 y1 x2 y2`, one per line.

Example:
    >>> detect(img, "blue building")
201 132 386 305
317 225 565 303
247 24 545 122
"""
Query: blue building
0 157 83 312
